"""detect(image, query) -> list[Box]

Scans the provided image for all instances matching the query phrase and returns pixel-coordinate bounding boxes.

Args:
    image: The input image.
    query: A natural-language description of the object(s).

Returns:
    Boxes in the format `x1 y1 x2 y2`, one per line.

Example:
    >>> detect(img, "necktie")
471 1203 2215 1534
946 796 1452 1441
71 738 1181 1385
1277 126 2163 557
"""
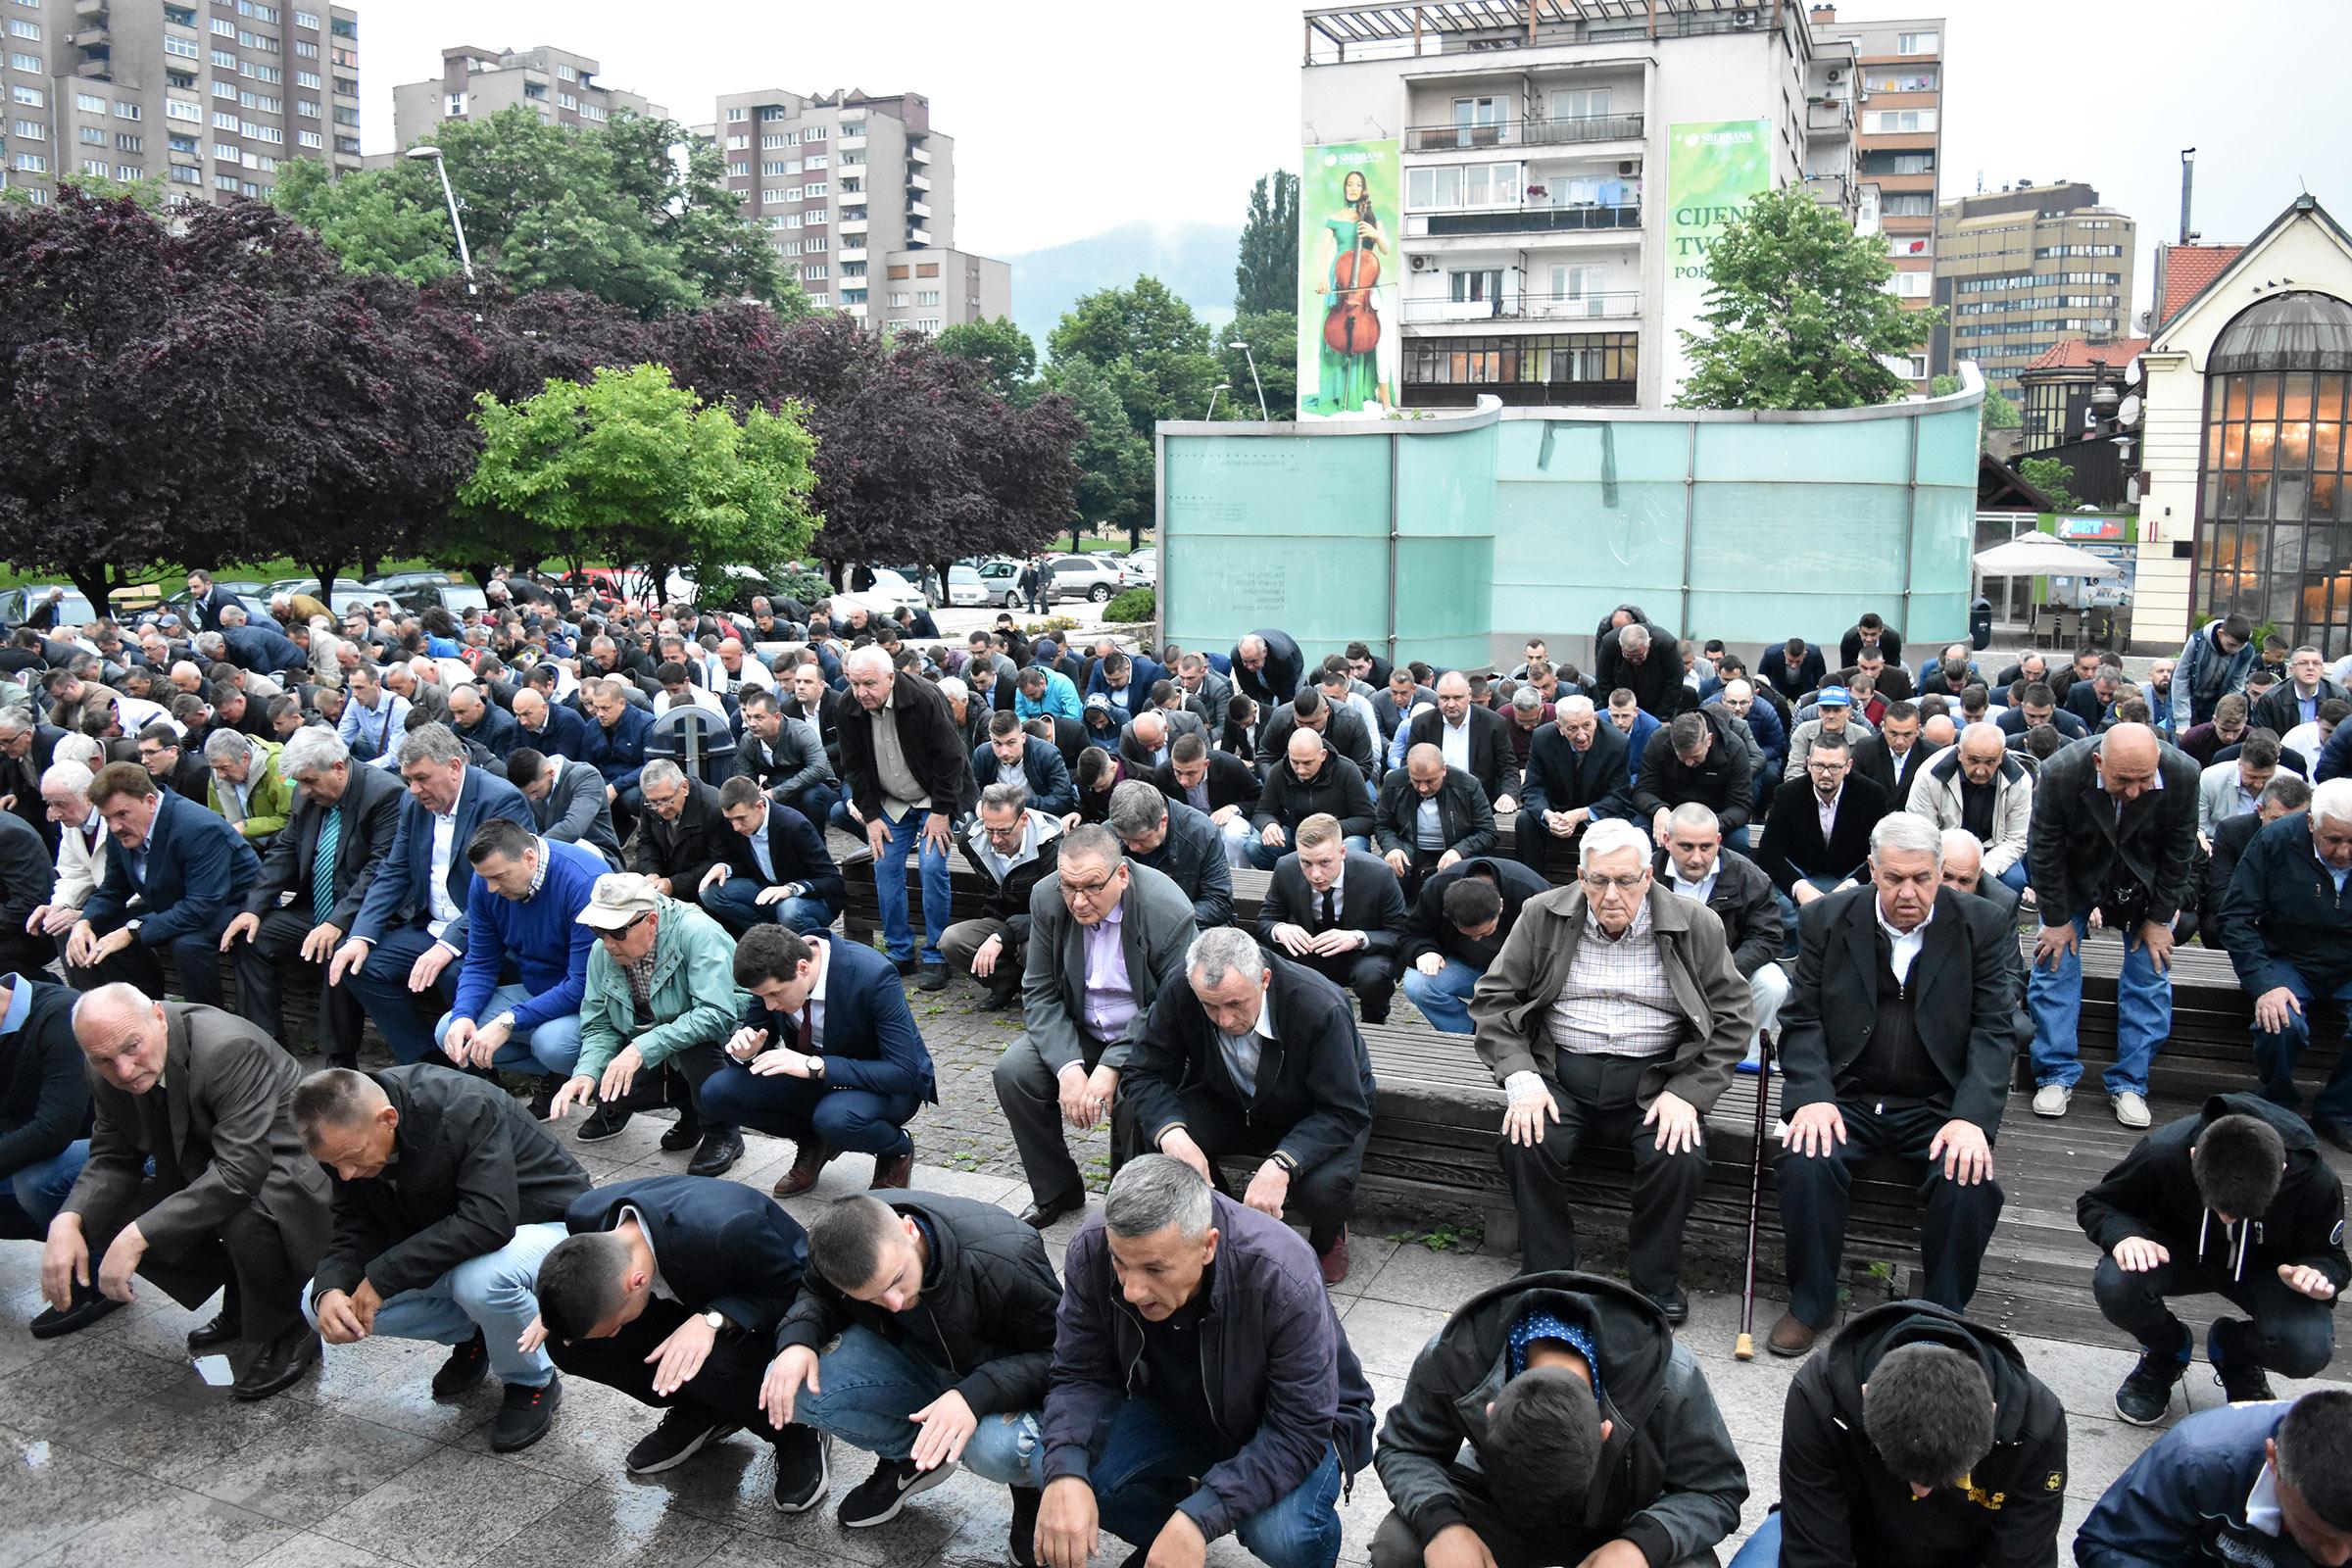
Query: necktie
1320 889 1337 928
797 1005 815 1054
313 807 341 922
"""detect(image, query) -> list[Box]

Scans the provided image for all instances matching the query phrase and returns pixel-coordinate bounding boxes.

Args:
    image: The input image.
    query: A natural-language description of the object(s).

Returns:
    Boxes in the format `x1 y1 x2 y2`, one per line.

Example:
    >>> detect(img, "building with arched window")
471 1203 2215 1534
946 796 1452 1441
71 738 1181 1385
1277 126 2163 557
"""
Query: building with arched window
2138 196 2352 652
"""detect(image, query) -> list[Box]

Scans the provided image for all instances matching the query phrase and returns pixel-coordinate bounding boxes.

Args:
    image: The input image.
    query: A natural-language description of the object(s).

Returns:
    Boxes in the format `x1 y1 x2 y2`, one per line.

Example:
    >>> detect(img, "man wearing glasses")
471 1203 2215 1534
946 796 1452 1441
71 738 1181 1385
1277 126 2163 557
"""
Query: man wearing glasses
1468 817 1750 1323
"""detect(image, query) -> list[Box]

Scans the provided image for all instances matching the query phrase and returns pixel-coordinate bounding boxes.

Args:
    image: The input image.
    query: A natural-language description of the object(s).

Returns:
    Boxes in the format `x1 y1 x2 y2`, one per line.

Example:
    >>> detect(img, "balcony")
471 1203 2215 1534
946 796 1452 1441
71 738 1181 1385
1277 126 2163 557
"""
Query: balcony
74 0 106 19
840 217 867 235
906 171 929 193
1402 289 1640 326
1404 379 1637 409
908 143 929 165
839 245 865 262
1405 113 1643 155
74 24 111 48
1806 99 1852 134
1410 203 1640 239
839 129 866 151
907 224 933 246
74 56 114 79
907 199 930 220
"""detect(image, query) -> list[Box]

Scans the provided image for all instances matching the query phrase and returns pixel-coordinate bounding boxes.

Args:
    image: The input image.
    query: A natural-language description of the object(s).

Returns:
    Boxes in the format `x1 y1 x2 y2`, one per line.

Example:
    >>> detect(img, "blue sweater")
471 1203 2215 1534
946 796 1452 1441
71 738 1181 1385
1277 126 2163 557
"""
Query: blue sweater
2076 1400 2304 1568
451 837 604 1031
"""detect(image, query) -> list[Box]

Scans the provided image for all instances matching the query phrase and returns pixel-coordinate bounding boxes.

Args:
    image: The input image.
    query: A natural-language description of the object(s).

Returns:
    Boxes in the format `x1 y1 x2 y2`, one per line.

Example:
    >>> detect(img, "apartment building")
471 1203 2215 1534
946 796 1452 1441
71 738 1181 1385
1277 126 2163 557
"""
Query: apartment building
1300 0 1860 410
1808 6 1944 391
390 45 662 149
708 86 1008 327
0 0 361 207
1931 181 2135 396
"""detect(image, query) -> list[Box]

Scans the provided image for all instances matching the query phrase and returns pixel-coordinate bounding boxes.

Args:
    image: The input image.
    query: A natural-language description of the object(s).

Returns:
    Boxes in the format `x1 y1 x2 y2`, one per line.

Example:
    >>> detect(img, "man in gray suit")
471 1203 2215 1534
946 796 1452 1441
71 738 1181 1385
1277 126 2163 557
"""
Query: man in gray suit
507 747 622 869
38 984 331 1400
990 824 1197 1230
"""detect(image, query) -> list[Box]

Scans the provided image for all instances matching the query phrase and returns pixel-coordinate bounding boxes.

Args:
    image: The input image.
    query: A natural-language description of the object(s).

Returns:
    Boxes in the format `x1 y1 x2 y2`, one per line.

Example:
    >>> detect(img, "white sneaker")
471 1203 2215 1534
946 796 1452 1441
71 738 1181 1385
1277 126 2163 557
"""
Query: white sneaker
2112 1090 2152 1129
2032 1083 2072 1117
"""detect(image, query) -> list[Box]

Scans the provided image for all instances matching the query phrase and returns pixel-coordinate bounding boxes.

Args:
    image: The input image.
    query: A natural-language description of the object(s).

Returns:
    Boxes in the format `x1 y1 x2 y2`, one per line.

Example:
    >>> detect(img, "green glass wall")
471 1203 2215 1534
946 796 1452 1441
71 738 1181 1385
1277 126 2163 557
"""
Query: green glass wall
1158 370 1984 664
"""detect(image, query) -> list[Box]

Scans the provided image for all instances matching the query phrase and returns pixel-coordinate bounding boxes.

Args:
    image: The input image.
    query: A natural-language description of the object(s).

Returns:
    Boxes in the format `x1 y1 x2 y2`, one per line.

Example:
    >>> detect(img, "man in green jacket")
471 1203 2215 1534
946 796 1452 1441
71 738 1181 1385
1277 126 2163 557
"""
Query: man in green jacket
549 872 752 1177
203 731 292 846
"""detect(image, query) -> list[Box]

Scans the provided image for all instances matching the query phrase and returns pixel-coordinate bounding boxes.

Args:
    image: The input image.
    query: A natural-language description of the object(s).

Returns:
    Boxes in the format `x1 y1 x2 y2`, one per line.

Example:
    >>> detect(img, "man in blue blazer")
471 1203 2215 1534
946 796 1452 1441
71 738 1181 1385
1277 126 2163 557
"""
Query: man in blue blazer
702 926 937 1200
973 711 1076 818
529 1173 828 1507
1082 647 1167 724
181 568 247 635
67 762 261 1006
327 724 534 1064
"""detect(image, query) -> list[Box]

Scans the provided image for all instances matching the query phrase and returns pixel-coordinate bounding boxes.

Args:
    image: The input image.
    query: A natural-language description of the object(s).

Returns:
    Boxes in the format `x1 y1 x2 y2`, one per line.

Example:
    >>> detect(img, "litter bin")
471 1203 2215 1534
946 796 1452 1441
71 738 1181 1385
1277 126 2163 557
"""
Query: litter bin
1969 598 1993 652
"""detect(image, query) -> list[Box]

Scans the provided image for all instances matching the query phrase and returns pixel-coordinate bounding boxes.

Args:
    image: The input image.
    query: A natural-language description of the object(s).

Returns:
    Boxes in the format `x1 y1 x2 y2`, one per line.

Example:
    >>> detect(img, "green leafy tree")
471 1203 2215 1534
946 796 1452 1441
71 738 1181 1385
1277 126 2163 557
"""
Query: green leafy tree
1675 185 1939 411
1048 275 1218 525
1931 372 2023 451
934 317 1038 401
1218 310 1298 420
455 363 820 592
1235 171 1300 318
1038 355 1150 535
2018 456 2077 511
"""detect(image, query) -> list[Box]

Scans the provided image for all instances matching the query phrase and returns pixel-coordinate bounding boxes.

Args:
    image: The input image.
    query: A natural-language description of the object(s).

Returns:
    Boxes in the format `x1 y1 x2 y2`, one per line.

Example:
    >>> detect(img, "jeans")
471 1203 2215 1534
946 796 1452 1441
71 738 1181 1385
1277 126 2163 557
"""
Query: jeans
2251 963 2352 1124
432 983 583 1079
303 1219 565 1387
1089 1396 1345 1568
2092 1253 2335 1376
1997 859 2031 895
2029 914 2170 1096
343 922 462 1065
1726 1513 1781 1568
1745 962 1790 1064
796 1325 1042 1488
701 876 836 939
873 806 952 965
1216 816 1255 870
1773 875 1844 956
0 1139 88 1240
787 781 844 827
1400 958 1481 1035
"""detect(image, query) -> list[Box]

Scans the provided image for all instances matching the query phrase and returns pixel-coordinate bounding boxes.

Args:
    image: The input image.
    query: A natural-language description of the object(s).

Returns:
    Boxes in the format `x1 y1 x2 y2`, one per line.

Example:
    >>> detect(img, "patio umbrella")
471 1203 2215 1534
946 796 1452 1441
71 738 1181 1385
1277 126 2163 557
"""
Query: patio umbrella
1972 537 2123 577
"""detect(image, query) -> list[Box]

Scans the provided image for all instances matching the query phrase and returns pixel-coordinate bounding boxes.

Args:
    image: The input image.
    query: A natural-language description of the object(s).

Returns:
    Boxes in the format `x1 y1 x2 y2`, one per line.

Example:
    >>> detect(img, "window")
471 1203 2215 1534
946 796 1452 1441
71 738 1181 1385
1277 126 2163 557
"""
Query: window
292 38 314 56
1881 192 1936 218
726 106 747 122
802 264 828 279
760 189 784 205
293 8 318 24
1549 87 1611 122
171 163 202 183
251 63 280 82
1862 109 1936 133
840 262 865 278
12 152 47 172
296 69 318 87
916 289 941 306
9 85 38 107
214 140 237 159
297 100 318 117
1896 29 1939 52
297 127 319 147
210 16 234 33
167 99 202 122
9 51 39 71
212 46 235 67
1448 269 1503 306
78 125 105 144
328 16 353 34
728 161 750 177
76 92 106 112
165 33 200 57
558 92 576 110
11 118 43 139
214 80 237 99
1446 95 1507 146
2035 244 2124 259
213 109 238 128
760 133 786 149
7 18 39 38
805 154 827 171
166 3 200 23
805 180 826 196
802 124 825 141
1890 272 1933 298
761 161 785 176
888 290 908 307
1406 161 1524 210
1862 68 1936 92
557 63 574 80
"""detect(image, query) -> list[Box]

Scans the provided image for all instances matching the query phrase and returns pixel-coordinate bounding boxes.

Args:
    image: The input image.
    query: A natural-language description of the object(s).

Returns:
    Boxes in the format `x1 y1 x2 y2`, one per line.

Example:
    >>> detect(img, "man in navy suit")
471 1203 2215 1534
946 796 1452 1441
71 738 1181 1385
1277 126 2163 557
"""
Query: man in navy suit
703 776 843 937
702 926 936 1200
528 1173 829 1509
182 568 246 635
974 710 1075 819
66 762 261 1006
208 607 306 679
328 724 534 1064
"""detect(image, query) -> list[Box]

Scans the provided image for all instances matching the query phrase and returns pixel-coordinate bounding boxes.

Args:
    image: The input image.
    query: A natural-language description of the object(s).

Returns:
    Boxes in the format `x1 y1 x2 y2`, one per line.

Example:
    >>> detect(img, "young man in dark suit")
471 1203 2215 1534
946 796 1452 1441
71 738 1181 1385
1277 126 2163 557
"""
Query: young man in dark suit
66 761 262 1006
1757 732 1889 951
1152 732 1259 868
1257 812 1409 1024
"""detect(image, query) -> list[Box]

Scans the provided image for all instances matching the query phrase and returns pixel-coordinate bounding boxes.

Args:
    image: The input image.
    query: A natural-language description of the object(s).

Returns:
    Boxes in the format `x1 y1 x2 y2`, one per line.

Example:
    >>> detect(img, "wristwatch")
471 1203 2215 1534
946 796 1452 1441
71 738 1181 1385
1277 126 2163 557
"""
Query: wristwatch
703 1309 727 1331
808 1055 826 1081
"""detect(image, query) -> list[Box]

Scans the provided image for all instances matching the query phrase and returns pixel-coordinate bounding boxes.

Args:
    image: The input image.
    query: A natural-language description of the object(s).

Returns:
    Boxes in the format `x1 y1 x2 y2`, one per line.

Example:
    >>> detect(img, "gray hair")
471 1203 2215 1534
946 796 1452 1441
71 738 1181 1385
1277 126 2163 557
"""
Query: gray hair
1667 802 1720 836
1618 623 1650 651
194 631 227 659
1578 816 1650 870
639 759 685 793
936 675 967 704
1870 809 1945 865
0 710 28 740
843 646 893 679
2313 777 2352 827
394 721 465 769
280 725 349 777
1555 694 1596 718
1057 822 1125 870
1509 686 1542 712
979 779 1029 815
53 735 100 769
200 729 248 766
2262 773 2314 813
1104 1153 1214 1241
39 760 94 799
1937 827 1985 868
1105 779 1168 838
1186 925 1264 989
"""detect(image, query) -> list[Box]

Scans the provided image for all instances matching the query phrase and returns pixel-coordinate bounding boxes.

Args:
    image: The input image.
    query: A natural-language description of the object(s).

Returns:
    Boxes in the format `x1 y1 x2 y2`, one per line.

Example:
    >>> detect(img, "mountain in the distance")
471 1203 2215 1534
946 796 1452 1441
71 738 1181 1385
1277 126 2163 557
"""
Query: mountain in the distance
1002 219 1239 357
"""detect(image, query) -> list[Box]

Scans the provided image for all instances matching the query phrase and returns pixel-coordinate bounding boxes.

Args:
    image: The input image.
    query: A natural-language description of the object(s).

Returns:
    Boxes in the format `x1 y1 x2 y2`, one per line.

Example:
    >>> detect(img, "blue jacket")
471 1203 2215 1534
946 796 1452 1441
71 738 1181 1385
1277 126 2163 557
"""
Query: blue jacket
2216 811 2352 996
2173 622 2256 731
2317 721 2352 784
1618 709 1662 793
564 1174 808 1344
2077 1401 2305 1568
81 791 261 948
1085 656 1167 711
742 933 935 1102
453 702 521 761
351 764 535 952
1014 668 1084 725
451 836 604 1031
514 702 595 764
972 738 1075 817
220 622 307 675
585 702 654 794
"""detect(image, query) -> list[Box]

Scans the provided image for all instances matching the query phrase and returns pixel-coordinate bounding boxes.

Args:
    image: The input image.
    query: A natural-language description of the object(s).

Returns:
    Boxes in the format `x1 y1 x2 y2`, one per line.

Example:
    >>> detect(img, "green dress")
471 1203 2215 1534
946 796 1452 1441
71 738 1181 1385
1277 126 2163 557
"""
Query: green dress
1314 215 1381 415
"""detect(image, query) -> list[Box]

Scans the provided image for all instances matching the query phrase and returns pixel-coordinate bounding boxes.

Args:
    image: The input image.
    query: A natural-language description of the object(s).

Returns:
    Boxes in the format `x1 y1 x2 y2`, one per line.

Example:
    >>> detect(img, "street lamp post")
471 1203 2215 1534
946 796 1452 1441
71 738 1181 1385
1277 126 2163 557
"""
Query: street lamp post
1227 339 1268 420
404 144 475 295
1206 382 1231 419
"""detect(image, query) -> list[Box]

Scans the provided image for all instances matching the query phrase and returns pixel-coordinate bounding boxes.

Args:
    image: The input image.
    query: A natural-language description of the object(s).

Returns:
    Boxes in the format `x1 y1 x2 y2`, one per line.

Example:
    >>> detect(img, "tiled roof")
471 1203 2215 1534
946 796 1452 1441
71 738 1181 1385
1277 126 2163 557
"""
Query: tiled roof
2158 245 2245 328
2023 337 2150 372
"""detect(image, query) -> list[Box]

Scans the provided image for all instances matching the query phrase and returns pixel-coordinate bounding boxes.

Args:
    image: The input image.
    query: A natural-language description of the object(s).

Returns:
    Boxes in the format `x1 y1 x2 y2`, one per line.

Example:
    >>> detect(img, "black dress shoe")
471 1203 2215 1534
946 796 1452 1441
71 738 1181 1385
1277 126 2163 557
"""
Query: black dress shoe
1019 1194 1085 1230
431 1329 489 1397
917 962 950 992
974 987 1018 1012
28 1289 122 1341
232 1328 321 1401
659 1116 705 1153
1640 1286 1690 1326
187 1309 243 1353
891 957 918 978
687 1128 745 1178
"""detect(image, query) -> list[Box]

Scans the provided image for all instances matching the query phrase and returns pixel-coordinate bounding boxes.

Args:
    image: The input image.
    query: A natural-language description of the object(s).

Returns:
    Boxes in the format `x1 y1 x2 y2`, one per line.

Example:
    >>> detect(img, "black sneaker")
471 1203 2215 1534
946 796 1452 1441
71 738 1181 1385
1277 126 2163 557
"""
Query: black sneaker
625 1406 742 1474
658 1115 703 1153
771 1425 830 1513
837 1453 957 1528
528 1074 564 1120
686 1128 744 1178
1008 1486 1042 1568
430 1329 489 1398
2210 1318 2277 1404
577 1102 632 1143
491 1374 562 1452
916 962 950 992
2115 1347 2188 1425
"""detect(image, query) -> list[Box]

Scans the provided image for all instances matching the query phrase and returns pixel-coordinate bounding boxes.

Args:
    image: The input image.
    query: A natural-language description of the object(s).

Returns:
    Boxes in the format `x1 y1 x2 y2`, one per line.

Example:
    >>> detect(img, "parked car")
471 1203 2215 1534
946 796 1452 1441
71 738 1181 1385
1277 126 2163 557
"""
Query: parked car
364 570 489 618
850 567 932 613
1044 553 1126 604
1122 549 1157 583
974 560 1025 608
0 586 99 629
946 564 988 607
260 579 388 620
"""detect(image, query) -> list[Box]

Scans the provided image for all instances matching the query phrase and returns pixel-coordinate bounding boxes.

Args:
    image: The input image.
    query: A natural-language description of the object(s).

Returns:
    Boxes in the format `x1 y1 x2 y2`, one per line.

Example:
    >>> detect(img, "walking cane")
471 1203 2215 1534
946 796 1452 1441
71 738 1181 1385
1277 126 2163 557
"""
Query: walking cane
1735 1033 1775 1361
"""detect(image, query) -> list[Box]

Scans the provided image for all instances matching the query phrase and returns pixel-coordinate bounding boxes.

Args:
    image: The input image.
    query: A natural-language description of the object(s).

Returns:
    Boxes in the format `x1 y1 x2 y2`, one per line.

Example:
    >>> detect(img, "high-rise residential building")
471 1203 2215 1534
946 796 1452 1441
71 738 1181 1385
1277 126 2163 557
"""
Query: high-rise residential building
1930 181 2135 397
1808 7 1944 392
0 0 361 208
1299 0 1861 411
708 86 1008 328
389 45 662 150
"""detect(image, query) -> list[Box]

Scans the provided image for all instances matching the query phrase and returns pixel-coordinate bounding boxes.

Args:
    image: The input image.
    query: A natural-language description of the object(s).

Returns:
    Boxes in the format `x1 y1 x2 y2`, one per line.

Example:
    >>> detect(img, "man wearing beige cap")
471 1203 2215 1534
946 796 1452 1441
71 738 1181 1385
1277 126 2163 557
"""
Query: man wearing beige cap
552 872 753 1178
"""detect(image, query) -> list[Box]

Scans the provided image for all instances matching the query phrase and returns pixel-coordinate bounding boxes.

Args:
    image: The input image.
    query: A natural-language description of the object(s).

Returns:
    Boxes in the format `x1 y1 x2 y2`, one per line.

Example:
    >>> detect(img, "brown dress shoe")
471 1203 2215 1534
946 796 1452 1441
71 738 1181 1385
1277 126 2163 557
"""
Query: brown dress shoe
1766 1311 1821 1358
1317 1227 1351 1287
869 1137 915 1190
773 1138 835 1198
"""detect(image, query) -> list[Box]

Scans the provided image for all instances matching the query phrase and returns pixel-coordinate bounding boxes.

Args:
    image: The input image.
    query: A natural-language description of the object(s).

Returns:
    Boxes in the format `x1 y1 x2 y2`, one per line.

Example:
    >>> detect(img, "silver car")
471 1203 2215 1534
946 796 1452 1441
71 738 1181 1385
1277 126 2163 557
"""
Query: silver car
1045 554 1126 604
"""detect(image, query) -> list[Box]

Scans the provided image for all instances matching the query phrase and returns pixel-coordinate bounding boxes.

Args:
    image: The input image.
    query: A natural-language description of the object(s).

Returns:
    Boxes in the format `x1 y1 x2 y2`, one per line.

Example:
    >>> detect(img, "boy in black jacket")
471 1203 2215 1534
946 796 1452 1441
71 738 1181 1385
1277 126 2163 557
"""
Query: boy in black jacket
1732 1300 2067 1568
2079 1093 2346 1423
761 1190 1063 1560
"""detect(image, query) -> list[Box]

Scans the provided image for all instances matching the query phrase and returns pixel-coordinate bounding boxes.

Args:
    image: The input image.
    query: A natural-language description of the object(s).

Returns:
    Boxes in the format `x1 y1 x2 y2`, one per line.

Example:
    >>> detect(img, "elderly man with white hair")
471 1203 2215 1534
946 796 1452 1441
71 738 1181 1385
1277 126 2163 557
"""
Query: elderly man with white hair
2213 776 2352 1151
1907 719 2034 901
1766 810 2017 1356
25 760 106 956
1468 816 1750 1322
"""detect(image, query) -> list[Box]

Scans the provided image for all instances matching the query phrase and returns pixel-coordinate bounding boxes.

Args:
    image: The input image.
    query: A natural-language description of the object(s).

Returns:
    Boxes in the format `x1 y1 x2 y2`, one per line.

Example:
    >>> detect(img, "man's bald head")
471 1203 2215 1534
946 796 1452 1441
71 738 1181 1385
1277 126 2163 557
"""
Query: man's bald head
2095 723 2164 802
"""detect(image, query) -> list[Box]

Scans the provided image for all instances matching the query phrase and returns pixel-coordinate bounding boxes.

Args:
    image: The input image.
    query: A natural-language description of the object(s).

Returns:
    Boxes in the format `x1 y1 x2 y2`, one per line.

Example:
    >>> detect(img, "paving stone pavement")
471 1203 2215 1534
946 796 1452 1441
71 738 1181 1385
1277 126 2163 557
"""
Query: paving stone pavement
3 965 2336 1568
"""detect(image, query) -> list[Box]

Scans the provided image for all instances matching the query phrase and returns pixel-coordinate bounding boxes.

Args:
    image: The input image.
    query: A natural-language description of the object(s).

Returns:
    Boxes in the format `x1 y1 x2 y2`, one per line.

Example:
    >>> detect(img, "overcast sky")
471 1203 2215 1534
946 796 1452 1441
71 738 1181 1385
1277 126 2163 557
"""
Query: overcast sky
361 0 2352 305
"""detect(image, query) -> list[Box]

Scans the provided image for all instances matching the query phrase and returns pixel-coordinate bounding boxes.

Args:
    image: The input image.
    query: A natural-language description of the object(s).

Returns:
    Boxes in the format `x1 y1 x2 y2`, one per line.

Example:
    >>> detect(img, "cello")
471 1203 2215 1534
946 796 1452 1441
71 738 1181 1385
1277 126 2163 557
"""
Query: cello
1324 199 1382 357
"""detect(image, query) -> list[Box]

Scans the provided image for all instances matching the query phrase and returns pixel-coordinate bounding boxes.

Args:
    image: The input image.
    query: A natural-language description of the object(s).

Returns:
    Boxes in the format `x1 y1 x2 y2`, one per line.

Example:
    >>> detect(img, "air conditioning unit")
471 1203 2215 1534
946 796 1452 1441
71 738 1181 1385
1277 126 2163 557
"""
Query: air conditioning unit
1826 69 1843 82
1410 254 1431 270
1618 160 1640 175
1733 8 1759 25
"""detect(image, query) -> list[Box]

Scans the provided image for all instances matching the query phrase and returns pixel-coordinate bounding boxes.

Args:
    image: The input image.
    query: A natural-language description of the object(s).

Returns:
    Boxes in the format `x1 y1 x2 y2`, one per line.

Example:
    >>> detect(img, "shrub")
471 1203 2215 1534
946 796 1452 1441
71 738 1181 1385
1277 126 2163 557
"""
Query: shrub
1104 587 1155 623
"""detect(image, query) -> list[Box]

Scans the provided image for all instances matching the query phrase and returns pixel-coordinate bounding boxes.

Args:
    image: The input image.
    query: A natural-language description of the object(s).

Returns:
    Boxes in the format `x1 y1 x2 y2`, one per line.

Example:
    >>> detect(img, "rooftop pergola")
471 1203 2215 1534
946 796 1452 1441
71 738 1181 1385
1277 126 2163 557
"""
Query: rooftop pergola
1302 0 1793 64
